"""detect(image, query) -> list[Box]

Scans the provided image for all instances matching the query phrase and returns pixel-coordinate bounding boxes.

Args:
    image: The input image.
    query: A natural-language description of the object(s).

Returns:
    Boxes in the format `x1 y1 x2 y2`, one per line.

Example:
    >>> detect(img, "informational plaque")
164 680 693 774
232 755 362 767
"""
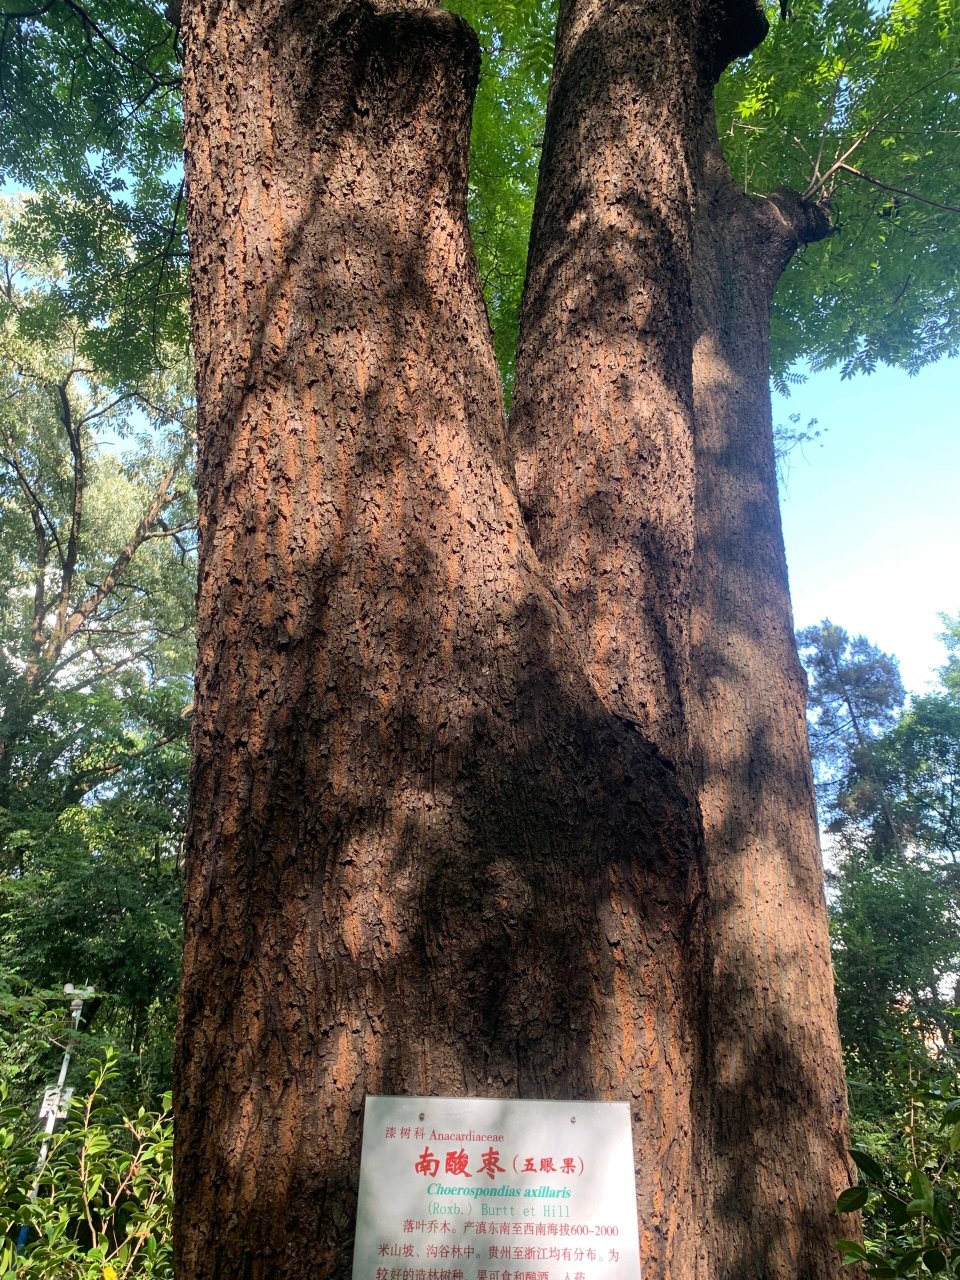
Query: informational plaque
352 1097 642 1280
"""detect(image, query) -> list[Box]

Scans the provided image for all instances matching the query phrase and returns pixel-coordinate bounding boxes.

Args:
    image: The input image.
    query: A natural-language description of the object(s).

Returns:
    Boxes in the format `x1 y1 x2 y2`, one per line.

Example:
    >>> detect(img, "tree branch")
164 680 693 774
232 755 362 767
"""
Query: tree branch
52 377 84 653
56 0 181 89
151 177 185 363
77 390 145 427
0 0 56 16
52 452 186 655
70 728 188 798
804 62 960 200
28 512 47 655
836 163 960 215
2 437 67 567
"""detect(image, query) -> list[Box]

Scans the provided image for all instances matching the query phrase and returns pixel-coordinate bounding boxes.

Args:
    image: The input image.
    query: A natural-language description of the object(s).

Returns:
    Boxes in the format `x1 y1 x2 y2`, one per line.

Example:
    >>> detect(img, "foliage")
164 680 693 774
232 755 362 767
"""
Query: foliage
448 0 960 387
940 615 960 701
773 411 824 479
838 693 960 864
444 0 553 401
824 620 960 1271
0 1051 173 1278
836 1062 960 1278
719 0 960 383
0 0 186 389
798 619 905 795
5 0 959 392
831 844 959 1102
0 201 194 1080
0 976 84 1106
801 620 960 1119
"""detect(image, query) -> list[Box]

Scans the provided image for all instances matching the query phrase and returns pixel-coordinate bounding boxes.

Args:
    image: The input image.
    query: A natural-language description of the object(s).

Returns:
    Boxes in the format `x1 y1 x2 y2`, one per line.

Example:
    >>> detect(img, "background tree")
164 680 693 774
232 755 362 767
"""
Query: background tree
798 620 906 840
798 622 905 773
800 623 960 1123
0 0 186 388
939 613 960 698
718 0 960 383
0 202 195 1083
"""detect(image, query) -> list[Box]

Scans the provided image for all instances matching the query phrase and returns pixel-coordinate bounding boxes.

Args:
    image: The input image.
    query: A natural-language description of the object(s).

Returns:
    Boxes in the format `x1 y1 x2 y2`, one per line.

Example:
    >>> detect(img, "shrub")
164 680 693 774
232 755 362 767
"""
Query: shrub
0 1051 172 1278
836 1078 960 1277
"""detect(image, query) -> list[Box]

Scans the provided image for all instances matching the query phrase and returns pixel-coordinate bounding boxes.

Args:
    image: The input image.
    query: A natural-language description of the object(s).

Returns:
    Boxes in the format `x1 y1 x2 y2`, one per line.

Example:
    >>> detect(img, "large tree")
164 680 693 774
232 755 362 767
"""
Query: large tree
174 2 857 1280
0 208 195 1075
799 627 960 1106
0 0 955 1271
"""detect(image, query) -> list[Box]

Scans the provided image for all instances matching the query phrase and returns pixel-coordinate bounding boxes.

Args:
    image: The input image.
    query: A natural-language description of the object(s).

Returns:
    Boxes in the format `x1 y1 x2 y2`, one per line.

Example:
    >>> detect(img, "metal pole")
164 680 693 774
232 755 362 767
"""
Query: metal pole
16 984 94 1254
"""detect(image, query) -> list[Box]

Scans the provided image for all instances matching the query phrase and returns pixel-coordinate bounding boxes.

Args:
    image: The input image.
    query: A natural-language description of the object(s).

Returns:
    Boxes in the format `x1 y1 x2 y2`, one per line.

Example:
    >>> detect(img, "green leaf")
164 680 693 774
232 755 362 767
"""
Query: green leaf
837 1186 871 1212
836 1238 871 1262
929 1200 951 1234
909 1168 934 1206
880 1190 911 1227
921 1249 947 1274
851 1148 886 1182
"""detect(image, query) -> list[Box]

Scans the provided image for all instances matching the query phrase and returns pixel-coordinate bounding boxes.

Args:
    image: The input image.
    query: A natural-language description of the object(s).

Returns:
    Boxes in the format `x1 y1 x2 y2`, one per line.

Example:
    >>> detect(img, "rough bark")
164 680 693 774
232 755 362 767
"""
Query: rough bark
510 0 764 758
509 0 854 1275
686 125 855 1280
177 0 856 1274
176 1 703 1275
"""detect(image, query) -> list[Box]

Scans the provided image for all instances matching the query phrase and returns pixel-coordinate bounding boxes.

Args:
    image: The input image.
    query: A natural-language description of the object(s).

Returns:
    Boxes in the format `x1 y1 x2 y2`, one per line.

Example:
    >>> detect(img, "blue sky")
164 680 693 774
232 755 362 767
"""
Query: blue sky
776 358 959 694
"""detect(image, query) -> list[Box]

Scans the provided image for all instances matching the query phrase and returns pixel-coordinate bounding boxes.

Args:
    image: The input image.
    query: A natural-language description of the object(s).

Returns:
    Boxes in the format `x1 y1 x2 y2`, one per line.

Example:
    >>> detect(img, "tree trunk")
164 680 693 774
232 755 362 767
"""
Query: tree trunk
176 1 702 1275
687 124 854 1280
509 2 854 1276
175 0 854 1276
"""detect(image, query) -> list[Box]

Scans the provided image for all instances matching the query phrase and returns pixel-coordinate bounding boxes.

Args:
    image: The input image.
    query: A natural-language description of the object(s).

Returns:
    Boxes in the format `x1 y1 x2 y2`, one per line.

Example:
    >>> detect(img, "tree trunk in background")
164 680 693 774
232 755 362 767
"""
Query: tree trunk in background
687 125 854 1279
176 1 702 1275
176 0 854 1275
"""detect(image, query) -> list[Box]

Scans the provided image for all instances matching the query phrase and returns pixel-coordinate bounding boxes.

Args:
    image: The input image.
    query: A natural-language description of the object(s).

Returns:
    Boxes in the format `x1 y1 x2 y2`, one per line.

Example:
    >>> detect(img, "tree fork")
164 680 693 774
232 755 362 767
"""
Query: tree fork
176 1 705 1275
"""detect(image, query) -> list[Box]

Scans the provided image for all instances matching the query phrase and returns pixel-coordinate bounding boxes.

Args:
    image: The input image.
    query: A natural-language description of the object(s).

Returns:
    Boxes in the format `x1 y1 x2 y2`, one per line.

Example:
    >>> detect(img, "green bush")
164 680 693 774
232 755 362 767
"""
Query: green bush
0 1051 172 1278
836 1078 960 1277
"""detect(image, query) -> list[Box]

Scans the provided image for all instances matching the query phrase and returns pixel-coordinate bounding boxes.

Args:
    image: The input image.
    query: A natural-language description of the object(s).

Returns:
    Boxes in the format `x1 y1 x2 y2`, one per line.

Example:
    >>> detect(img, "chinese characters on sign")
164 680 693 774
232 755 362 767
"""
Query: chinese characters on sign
352 1098 642 1280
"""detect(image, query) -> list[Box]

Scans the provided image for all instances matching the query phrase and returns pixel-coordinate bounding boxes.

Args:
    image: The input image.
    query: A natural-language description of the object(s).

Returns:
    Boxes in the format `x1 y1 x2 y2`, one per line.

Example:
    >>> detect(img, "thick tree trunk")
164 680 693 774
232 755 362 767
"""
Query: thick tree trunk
510 0 854 1274
687 126 854 1279
176 0 855 1275
513 0 726 756
176 1 702 1276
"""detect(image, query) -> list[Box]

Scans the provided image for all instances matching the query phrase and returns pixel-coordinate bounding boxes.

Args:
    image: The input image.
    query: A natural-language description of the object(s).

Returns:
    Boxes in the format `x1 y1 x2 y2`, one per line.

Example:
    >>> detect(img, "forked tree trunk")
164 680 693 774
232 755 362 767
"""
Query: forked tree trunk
177 1 703 1275
175 0 854 1275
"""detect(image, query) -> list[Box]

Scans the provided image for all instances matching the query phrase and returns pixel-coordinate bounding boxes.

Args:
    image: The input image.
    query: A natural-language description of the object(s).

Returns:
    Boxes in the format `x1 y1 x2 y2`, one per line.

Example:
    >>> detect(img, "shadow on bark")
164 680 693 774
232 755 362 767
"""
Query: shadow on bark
177 11 707 1273
176 4 849 1277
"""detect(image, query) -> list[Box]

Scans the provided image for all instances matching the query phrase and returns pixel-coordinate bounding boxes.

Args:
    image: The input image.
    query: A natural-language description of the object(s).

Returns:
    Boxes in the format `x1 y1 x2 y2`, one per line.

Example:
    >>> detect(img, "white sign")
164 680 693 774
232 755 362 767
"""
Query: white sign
38 1085 73 1121
352 1097 642 1280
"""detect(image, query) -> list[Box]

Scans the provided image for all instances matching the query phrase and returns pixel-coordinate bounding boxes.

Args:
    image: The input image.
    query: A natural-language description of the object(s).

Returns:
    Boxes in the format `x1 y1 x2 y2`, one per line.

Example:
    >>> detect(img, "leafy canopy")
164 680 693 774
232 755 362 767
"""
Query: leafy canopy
0 202 194 1076
0 0 186 388
719 0 960 385
3 0 959 388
